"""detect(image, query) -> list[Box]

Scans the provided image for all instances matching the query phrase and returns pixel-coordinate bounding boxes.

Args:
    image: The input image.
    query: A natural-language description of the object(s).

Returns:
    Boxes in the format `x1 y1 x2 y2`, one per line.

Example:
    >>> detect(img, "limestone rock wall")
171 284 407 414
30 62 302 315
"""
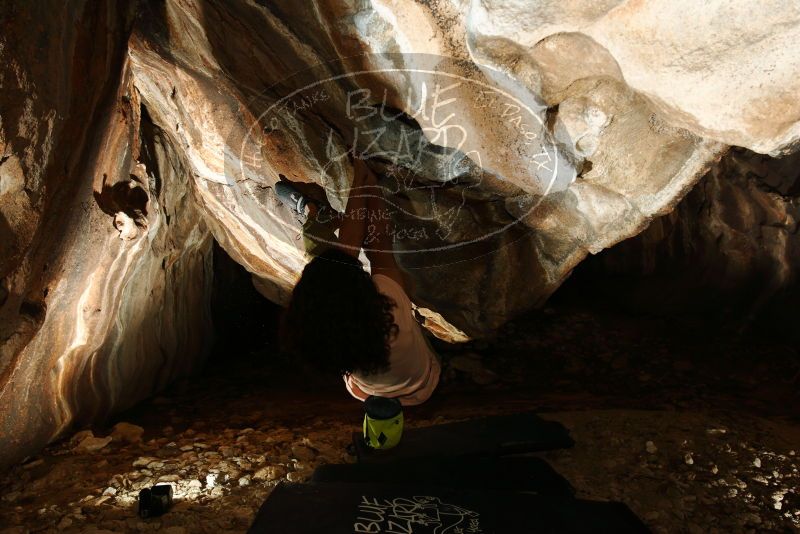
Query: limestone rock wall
468 0 800 155
581 148 800 323
1 0 800 467
0 1 214 468
125 0 730 339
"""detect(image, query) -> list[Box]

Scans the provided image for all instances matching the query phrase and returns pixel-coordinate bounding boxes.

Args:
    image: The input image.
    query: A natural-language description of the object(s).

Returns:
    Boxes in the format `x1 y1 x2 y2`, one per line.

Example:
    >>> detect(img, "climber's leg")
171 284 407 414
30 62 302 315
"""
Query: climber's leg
301 206 340 257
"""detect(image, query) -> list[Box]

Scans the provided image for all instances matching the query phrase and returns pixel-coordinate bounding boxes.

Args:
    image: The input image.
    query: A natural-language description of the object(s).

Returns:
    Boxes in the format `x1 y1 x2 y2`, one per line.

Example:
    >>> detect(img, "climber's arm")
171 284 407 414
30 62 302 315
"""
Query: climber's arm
362 164 407 291
336 157 369 258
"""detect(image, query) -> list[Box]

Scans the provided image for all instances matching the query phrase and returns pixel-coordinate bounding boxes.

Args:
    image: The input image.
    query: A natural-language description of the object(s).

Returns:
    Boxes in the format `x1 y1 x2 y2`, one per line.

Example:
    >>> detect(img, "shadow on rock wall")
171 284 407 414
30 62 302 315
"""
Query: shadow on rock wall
558 148 800 337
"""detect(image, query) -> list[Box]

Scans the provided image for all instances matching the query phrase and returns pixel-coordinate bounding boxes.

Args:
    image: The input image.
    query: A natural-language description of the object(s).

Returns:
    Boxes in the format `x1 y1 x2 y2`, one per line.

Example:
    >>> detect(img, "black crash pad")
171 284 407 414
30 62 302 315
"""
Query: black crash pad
247 482 650 534
353 412 574 463
311 455 575 498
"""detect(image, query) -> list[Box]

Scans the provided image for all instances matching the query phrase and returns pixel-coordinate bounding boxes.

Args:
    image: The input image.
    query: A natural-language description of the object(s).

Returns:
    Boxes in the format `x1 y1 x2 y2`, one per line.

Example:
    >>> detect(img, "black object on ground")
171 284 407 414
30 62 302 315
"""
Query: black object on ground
352 412 574 463
248 481 649 533
138 484 173 518
311 455 575 498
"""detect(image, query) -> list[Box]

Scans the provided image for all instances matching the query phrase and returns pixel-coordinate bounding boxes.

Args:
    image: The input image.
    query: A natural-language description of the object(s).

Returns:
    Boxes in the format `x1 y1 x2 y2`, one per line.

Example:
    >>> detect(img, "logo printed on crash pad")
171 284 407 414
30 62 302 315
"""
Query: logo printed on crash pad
354 495 482 533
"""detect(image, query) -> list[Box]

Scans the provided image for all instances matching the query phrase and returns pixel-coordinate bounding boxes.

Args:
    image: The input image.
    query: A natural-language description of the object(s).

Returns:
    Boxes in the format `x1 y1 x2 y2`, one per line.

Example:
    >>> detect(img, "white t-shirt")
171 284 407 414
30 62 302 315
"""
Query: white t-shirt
343 274 440 406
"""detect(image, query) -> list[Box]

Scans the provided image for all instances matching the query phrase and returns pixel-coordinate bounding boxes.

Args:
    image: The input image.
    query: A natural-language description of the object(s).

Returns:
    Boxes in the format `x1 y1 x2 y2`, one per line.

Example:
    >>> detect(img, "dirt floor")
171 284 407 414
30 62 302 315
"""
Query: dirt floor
1 304 799 533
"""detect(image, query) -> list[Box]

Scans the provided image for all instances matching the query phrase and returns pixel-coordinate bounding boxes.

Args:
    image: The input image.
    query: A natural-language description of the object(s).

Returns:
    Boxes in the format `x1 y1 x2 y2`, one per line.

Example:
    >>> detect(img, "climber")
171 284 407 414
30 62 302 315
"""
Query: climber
277 155 441 406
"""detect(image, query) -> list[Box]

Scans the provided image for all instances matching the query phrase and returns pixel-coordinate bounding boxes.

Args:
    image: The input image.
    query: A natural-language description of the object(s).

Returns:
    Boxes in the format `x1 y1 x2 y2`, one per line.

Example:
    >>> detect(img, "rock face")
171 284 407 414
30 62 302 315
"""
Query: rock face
0 1 214 468
578 147 800 324
125 0 727 339
1 0 800 466
469 0 800 155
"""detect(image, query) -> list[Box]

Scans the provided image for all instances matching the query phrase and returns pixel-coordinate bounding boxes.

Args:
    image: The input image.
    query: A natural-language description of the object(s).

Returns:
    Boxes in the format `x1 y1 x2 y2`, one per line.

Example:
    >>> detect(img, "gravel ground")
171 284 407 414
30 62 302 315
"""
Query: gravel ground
1 305 798 533
1 392 797 533
538 410 799 533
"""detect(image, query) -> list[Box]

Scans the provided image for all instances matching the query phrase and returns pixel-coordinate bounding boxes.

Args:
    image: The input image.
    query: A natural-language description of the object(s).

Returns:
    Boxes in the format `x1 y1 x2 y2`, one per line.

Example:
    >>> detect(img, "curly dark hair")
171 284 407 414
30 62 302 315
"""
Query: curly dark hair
280 248 398 376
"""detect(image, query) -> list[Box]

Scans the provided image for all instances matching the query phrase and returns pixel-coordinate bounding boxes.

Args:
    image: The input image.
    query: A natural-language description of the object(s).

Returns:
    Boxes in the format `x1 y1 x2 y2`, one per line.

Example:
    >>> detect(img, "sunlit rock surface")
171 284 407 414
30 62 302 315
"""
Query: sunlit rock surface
126 0 726 338
1 0 799 466
468 0 800 155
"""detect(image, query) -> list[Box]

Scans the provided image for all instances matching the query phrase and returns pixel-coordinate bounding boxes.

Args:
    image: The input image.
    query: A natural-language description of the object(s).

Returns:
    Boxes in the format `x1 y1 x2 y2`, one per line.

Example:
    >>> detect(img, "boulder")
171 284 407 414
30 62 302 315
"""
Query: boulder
74 436 112 453
111 422 145 444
